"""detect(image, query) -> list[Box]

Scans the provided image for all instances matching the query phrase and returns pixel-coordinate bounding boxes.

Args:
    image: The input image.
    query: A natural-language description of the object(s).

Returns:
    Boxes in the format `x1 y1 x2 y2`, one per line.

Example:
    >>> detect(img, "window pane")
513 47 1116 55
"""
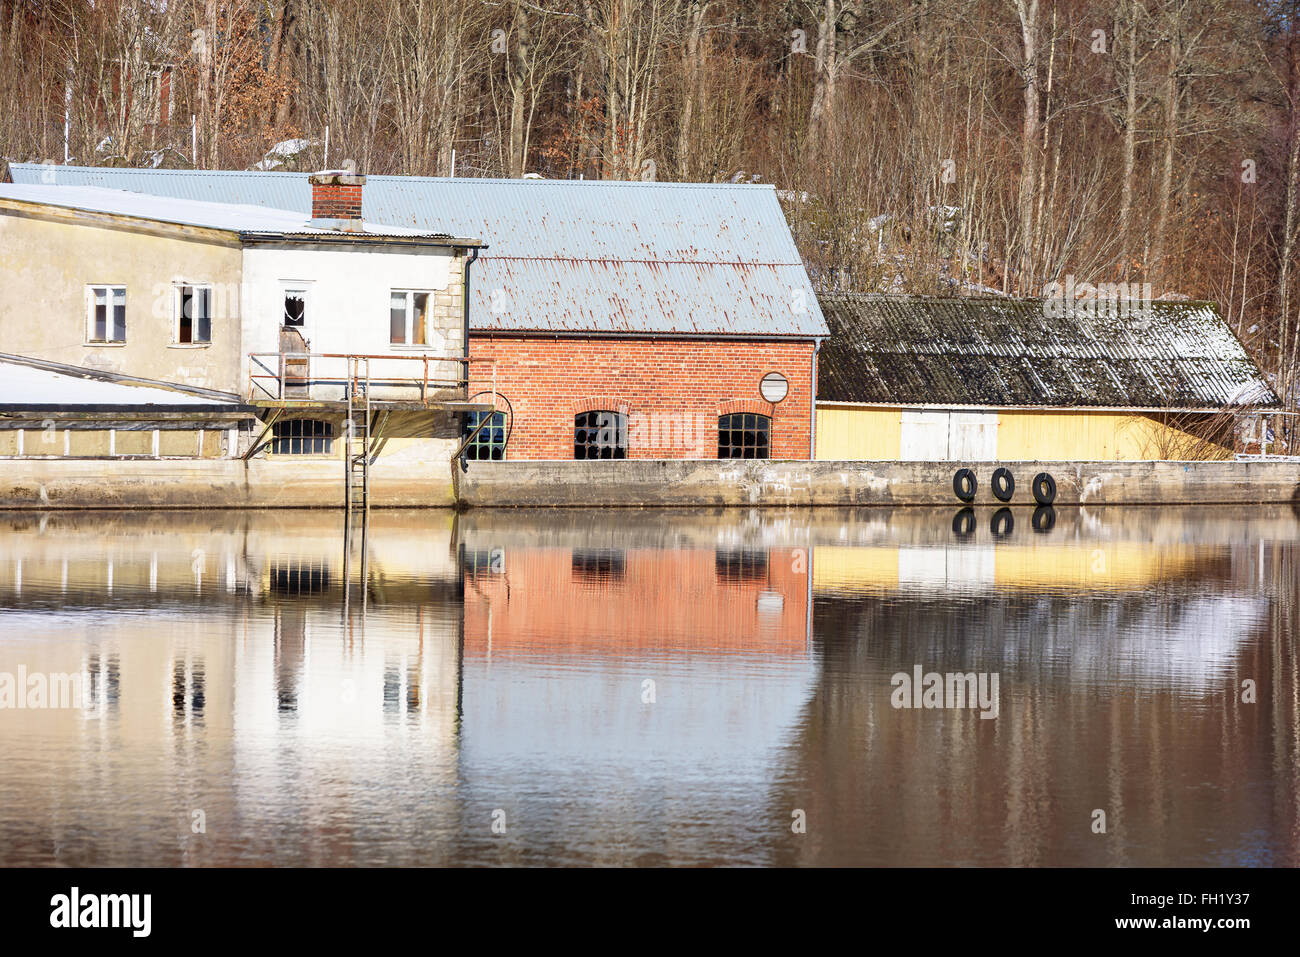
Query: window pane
179 287 193 343
463 410 507 461
284 291 306 326
718 413 771 459
271 420 333 455
412 293 428 345
197 288 211 343
574 410 627 459
390 293 407 344
93 288 107 341
111 288 126 342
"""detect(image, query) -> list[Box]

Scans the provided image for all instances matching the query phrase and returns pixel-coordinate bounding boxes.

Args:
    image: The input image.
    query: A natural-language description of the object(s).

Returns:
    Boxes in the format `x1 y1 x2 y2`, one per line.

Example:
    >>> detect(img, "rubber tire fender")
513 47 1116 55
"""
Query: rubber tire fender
953 468 977 503
1032 471 1057 506
991 467 1015 502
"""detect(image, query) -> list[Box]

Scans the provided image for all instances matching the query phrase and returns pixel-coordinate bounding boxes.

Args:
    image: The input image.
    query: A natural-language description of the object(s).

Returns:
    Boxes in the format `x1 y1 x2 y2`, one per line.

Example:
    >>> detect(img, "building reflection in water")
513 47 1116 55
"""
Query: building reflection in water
0 504 1295 866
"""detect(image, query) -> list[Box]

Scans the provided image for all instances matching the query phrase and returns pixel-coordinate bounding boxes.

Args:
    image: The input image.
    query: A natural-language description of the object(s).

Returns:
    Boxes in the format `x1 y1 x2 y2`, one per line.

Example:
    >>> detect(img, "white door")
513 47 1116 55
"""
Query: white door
900 410 951 459
949 412 998 461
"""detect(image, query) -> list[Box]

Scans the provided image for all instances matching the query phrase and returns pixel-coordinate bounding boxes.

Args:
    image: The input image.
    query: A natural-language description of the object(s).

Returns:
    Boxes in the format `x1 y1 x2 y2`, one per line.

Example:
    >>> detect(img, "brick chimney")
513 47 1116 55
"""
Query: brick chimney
309 170 365 230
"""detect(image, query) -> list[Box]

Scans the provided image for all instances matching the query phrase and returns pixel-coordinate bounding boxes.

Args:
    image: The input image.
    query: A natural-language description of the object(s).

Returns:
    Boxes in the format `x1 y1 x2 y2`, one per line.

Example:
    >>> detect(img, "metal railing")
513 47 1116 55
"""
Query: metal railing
248 351 496 406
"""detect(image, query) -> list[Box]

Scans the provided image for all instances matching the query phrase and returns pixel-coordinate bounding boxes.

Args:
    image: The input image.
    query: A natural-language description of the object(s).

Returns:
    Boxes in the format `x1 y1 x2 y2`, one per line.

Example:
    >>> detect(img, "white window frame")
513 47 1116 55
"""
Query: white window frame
173 282 214 346
389 289 434 347
85 284 127 344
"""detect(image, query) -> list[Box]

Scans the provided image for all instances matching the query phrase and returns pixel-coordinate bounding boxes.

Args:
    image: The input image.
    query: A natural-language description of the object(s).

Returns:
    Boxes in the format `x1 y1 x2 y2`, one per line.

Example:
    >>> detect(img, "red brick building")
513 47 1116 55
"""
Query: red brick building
469 337 816 459
461 179 827 461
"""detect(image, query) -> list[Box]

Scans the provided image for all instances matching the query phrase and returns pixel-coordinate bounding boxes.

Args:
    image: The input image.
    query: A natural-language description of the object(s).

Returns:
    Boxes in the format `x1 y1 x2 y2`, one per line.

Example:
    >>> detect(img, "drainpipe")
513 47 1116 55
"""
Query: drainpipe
462 245 480 388
810 337 821 460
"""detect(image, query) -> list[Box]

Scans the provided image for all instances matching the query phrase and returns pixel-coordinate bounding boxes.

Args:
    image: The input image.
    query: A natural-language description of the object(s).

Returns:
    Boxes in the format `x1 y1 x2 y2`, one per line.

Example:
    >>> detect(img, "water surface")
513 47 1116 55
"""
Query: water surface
0 505 1296 866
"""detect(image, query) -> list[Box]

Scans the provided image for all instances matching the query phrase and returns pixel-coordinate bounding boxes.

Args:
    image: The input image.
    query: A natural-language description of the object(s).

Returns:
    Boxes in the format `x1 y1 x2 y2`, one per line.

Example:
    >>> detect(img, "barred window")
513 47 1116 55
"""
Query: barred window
572 549 626 582
574 410 627 459
269 558 331 594
463 410 507 460
718 413 770 459
271 419 333 455
716 549 769 582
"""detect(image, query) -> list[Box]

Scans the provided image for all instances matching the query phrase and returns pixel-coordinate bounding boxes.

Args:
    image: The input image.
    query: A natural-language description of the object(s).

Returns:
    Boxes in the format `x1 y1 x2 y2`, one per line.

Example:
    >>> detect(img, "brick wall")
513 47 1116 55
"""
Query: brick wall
467 335 817 460
310 183 363 220
463 546 810 656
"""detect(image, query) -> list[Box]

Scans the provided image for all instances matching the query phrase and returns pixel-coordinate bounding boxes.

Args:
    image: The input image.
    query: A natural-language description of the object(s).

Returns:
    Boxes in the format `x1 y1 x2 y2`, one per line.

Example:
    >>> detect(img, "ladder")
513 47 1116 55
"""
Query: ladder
343 357 371 620
345 356 371 519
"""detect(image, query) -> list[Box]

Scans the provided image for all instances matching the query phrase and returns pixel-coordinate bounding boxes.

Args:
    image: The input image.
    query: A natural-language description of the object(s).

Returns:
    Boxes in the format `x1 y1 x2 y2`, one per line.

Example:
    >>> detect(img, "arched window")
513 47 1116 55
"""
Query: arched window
463 410 507 460
574 410 627 459
718 413 770 459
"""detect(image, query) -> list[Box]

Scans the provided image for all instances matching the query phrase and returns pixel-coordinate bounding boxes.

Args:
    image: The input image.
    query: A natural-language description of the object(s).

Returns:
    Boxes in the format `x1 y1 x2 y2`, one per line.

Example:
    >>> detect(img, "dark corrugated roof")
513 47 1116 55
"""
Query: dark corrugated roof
818 294 1278 409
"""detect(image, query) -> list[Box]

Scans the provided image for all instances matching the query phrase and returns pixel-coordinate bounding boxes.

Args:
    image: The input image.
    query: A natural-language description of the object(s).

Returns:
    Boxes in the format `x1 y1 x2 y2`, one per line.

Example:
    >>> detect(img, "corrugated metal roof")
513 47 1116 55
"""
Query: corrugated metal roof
0 183 469 240
0 355 242 407
4 164 827 338
6 164 309 209
818 294 1278 410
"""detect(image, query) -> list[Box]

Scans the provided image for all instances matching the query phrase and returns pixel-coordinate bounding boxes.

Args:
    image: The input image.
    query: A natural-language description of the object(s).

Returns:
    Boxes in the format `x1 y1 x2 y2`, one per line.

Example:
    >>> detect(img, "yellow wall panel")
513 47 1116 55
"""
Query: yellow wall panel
997 411 1229 460
67 431 112 456
158 430 201 457
812 546 900 592
114 430 154 456
816 406 902 460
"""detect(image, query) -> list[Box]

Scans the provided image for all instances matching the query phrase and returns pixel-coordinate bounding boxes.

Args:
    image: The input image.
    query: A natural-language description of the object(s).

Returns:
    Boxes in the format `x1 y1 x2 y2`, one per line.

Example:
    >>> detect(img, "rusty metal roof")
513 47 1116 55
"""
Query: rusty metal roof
818 294 1277 410
5 164 826 338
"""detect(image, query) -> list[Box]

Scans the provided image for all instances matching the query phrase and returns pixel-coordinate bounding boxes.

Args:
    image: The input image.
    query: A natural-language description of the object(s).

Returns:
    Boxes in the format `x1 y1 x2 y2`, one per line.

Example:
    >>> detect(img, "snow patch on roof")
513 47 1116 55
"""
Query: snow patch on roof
0 358 236 406
0 183 448 239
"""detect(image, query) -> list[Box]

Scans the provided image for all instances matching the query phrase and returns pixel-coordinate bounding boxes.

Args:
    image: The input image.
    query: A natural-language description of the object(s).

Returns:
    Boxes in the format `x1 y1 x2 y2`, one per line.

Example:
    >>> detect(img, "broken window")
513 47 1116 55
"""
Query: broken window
389 290 430 345
283 289 306 327
718 413 770 459
574 410 627 459
176 284 212 344
462 410 507 460
88 285 126 343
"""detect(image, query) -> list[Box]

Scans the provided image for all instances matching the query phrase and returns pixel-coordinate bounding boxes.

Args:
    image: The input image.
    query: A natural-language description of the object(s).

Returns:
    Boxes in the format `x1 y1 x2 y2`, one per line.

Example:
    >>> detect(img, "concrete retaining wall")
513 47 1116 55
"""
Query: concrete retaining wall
457 459 1300 508
0 458 455 508
4 457 1299 509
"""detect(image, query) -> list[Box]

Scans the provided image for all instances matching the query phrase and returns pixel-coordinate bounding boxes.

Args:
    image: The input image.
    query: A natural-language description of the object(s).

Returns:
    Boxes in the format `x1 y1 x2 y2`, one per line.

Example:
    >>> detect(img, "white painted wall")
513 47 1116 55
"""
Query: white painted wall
900 410 998 460
240 244 463 400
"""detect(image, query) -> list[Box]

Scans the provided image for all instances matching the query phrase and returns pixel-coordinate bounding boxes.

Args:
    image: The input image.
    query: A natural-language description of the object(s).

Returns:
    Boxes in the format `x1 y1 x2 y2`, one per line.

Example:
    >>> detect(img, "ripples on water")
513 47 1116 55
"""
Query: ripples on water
0 505 1296 867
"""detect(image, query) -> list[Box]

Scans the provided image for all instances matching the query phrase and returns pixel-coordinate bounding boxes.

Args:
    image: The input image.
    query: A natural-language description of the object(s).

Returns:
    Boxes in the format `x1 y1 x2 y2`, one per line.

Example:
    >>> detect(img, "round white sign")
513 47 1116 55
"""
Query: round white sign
760 372 789 404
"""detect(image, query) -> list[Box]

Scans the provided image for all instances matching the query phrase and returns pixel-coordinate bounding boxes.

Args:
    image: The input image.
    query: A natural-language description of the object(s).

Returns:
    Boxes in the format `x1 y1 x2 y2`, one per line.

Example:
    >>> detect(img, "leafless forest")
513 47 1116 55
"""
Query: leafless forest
3 1 1300 399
